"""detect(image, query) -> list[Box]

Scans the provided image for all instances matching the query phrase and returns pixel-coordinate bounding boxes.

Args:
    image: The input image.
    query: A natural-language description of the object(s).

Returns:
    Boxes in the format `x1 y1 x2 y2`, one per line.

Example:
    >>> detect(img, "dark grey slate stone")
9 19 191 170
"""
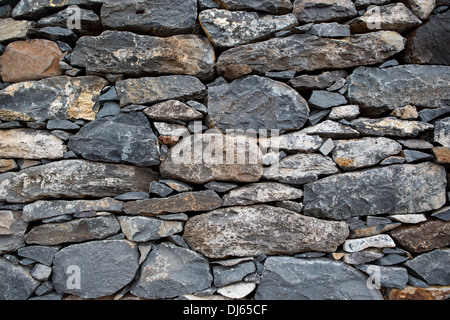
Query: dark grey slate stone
404 249 450 285
149 181 173 198
213 261 256 287
402 149 434 163
0 256 40 300
309 90 347 109
357 265 408 289
17 245 60 266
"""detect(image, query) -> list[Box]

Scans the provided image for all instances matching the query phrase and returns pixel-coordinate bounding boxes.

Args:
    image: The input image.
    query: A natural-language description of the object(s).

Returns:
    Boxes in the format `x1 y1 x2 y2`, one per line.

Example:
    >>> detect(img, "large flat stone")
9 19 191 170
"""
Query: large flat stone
304 162 447 220
0 160 158 203
183 205 349 259
214 0 293 14
71 31 215 81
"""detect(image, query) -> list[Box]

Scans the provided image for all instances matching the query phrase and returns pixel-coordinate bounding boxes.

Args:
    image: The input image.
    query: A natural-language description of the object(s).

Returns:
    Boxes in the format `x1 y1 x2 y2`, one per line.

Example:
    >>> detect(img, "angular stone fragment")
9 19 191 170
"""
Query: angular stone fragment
347 65 450 111
213 261 256 287
184 205 349 258
0 211 27 254
68 113 160 166
217 31 405 75
309 22 350 37
0 76 108 122
432 147 450 164
12 0 103 19
0 39 65 83
434 117 450 147
293 0 357 23
71 31 215 81
406 0 436 20
214 0 293 14
288 70 347 91
254 257 383 300
200 9 298 48
343 235 396 253
308 91 347 109
116 76 206 107
22 197 123 222
217 282 256 299
388 286 450 300
329 105 360 120
259 131 324 153
0 18 31 43
118 216 183 242
0 160 18 173
332 137 402 170
390 220 450 253
304 162 447 220
143 100 203 122
101 0 198 36
207 76 309 133
52 240 139 299
404 249 450 285
390 214 427 224
302 120 360 138
0 256 40 300
0 160 158 203
350 118 433 138
124 190 222 216
160 133 263 184
17 246 60 266
24 215 120 245
358 265 409 289
130 242 212 299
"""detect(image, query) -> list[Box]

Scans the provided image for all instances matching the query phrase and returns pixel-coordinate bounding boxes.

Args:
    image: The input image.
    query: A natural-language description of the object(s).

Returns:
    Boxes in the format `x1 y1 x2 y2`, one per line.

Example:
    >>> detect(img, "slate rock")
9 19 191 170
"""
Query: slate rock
0 160 158 203
12 0 103 19
0 256 40 300
124 190 222 216
213 261 256 287
31 263 52 281
205 181 239 193
71 31 215 81
347 65 450 111
0 210 27 254
0 129 67 160
68 113 159 167
24 215 120 246
118 216 183 242
434 117 450 147
116 76 206 107
214 0 293 14
28 26 78 45
288 70 347 91
402 149 433 163
432 206 450 222
101 0 198 36
160 133 263 184
309 91 347 110
390 220 450 253
0 76 108 122
207 76 309 133
217 31 405 75
52 240 139 299
403 11 450 65
293 0 357 23
332 137 402 170
184 205 349 258
149 181 173 198
404 249 450 285
143 100 203 122
254 257 383 300
350 117 433 138
17 245 60 266
308 22 350 37
304 162 447 220
199 9 298 48
357 265 409 289
130 242 212 299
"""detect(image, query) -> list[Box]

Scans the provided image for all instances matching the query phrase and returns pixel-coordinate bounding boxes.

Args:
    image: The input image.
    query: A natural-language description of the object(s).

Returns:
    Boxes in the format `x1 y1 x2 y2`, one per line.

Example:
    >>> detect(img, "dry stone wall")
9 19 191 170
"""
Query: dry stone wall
0 0 449 301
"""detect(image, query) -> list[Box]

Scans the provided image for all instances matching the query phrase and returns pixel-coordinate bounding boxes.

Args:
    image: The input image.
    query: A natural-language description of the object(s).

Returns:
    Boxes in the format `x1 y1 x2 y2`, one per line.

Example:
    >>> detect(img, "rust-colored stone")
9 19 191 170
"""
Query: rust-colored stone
432 147 450 164
388 286 450 300
223 64 252 82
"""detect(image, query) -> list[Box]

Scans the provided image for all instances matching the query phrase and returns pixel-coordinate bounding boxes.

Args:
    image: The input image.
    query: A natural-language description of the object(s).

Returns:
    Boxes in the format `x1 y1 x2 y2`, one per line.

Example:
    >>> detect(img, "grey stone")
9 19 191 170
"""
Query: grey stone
260 131 324 153
402 149 433 163
432 206 450 221
217 32 404 75
293 0 357 23
308 110 330 125
264 71 296 81
149 181 173 198
199 9 298 48
157 213 189 222
47 120 79 131
143 100 203 122
372 254 409 266
408 275 429 288
217 282 256 299
130 242 212 299
404 249 450 285
42 215 73 224
304 162 447 220
17 245 59 266
276 201 304 213
309 90 347 110
118 216 184 242
52 240 140 299
213 261 256 287
434 117 450 147
332 137 402 170
101 0 198 36
342 250 385 265
343 235 396 253
357 265 409 289
207 76 309 133
213 0 293 14
160 180 193 193
347 65 450 112
34 281 54 296
24 215 120 246
0 256 40 300
397 139 434 149
329 105 360 121
71 31 215 81
184 205 349 259
205 181 239 193
11 0 103 19
29 26 78 45
302 120 360 138
96 102 120 119
254 257 383 300
200 0 220 10
419 107 450 123
309 22 350 37
288 70 347 91
0 210 27 254
31 263 52 281
350 118 434 138
389 214 427 224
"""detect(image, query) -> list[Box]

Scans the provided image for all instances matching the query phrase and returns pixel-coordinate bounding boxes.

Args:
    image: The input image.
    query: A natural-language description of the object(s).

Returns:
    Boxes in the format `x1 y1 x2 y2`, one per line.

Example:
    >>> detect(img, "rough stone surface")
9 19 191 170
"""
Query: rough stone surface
143 100 203 122
0 160 158 203
17 245 60 266
118 216 184 242
52 240 139 299
254 257 383 300
304 162 447 220
260 132 324 153
214 0 293 14
12 0 103 19
130 242 212 299
0 210 27 254
0 256 40 300
0 76 108 122
302 120 360 139
293 0 357 23
0 18 31 43
184 205 349 258
71 31 215 81
343 235 396 253
350 118 434 138
404 249 450 285
434 117 450 147
388 286 450 300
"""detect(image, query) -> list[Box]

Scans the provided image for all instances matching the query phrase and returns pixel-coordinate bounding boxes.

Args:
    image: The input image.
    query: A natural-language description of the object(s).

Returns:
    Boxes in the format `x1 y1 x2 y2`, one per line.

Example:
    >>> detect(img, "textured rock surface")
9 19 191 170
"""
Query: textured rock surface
214 0 293 14
304 162 447 220
184 205 349 258
0 256 40 300
12 0 103 19
293 0 357 23
0 211 27 254
255 257 383 300
0 18 31 43
118 216 183 242
404 249 450 285
350 118 434 137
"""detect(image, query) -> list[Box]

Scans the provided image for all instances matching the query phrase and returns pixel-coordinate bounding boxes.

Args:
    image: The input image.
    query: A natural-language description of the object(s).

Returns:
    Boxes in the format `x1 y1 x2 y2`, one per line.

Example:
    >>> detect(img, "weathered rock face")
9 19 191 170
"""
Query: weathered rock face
0 18 31 43
434 117 450 147
304 162 447 220
0 76 107 122
350 118 434 137
12 0 103 19
118 216 184 242
160 133 263 184
0 129 67 160
183 205 349 258
214 0 293 14
52 240 139 299
143 100 203 122
207 76 309 133
0 257 40 300
347 65 450 111
404 249 450 285
0 160 158 203
71 31 215 81
68 113 160 167
101 0 198 36
217 31 404 75
293 0 357 23
0 39 65 83
254 257 383 300
0 211 27 254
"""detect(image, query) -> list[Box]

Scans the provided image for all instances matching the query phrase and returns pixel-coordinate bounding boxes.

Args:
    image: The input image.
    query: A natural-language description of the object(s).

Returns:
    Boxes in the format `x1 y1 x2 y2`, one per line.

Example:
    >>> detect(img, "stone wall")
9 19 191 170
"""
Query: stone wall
0 0 449 301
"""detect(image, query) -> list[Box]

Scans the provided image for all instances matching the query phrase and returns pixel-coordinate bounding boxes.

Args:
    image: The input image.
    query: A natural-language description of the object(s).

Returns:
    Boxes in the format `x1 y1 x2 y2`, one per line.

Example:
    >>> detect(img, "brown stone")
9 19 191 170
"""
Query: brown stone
432 147 450 164
388 286 450 300
0 159 18 173
390 220 450 253
0 39 66 83
223 64 252 82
